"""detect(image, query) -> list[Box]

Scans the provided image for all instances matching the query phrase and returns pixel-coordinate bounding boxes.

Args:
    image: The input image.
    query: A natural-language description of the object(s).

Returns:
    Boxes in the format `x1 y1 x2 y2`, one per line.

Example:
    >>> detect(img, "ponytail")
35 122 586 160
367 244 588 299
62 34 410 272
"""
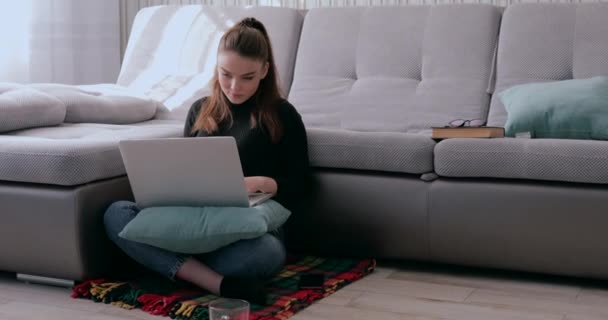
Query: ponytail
191 17 284 143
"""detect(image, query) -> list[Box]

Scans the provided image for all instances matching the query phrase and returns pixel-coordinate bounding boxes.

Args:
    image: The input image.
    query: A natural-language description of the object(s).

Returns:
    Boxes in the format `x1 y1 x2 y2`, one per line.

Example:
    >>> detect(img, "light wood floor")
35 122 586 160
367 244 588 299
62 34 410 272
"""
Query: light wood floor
1 261 608 320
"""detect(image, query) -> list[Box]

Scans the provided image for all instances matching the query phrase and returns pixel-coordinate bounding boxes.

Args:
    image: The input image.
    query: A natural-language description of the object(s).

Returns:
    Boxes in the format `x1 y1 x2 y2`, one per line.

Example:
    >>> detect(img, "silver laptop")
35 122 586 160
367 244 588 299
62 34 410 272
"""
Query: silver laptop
118 136 274 208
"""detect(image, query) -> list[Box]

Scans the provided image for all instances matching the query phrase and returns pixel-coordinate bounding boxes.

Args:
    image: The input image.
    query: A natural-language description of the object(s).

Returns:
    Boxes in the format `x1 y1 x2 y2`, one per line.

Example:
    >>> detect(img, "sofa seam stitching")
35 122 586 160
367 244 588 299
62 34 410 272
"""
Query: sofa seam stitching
445 150 608 159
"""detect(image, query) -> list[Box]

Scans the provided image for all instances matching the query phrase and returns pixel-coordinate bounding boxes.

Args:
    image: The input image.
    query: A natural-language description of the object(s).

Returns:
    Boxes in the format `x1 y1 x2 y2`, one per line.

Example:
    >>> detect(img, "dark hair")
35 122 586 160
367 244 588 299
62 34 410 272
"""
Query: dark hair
191 17 283 143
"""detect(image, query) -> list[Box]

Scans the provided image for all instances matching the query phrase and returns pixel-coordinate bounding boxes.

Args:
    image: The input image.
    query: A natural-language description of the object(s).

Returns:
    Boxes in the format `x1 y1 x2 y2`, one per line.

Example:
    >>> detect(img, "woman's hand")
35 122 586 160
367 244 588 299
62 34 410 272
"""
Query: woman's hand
244 176 277 194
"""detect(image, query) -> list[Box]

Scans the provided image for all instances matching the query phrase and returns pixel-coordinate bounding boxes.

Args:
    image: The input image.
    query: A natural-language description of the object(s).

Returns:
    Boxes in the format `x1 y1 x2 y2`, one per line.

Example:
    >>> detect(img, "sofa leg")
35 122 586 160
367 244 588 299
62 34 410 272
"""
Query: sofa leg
16 273 74 288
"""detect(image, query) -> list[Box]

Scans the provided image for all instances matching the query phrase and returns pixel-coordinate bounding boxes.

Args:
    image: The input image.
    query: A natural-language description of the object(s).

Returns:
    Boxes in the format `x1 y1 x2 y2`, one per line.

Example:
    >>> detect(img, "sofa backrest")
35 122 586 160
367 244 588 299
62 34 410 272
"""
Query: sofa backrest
288 5 502 134
488 3 608 127
117 5 304 120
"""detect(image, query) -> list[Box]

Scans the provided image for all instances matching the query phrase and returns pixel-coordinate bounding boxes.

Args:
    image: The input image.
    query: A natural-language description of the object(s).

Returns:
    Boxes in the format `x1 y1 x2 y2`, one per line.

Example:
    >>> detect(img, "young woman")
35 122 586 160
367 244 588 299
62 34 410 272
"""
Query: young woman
104 17 311 303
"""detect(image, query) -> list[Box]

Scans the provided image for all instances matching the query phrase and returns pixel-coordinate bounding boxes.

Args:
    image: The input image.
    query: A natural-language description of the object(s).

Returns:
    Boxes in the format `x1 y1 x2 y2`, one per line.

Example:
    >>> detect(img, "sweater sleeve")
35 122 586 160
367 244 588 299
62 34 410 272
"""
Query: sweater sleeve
183 98 206 137
273 101 312 208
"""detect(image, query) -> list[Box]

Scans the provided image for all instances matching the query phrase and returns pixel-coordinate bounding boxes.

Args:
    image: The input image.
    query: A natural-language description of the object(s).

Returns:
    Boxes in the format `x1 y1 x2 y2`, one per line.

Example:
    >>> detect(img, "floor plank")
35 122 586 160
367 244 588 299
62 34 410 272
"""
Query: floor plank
348 277 474 302
365 266 397 280
0 301 136 320
291 302 439 320
0 275 108 313
350 292 565 320
318 289 365 306
389 268 581 301
467 289 608 318
576 287 608 306
99 305 163 320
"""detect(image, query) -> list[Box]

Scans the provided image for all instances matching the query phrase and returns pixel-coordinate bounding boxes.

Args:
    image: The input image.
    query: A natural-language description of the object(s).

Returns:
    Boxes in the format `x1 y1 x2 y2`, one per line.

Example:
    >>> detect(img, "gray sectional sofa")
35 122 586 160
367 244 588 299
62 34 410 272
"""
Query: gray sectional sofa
1 3 607 283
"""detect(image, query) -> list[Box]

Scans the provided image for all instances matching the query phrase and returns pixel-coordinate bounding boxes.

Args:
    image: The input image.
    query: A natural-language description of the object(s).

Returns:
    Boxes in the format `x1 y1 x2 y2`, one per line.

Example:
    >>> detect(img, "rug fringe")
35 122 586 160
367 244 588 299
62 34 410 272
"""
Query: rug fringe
90 281 129 303
111 300 136 309
171 301 199 319
119 288 145 308
71 279 105 298
139 293 185 316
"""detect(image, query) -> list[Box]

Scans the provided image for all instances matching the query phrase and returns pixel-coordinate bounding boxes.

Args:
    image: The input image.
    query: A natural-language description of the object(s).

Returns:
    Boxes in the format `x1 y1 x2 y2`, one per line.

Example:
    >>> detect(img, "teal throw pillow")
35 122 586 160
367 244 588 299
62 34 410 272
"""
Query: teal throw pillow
118 200 291 254
499 76 608 139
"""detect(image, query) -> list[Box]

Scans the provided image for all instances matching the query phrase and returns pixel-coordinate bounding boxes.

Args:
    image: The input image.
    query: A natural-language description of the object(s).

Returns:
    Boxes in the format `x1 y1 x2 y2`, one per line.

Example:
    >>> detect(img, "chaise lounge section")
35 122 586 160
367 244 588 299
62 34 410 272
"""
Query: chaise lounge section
0 5 304 282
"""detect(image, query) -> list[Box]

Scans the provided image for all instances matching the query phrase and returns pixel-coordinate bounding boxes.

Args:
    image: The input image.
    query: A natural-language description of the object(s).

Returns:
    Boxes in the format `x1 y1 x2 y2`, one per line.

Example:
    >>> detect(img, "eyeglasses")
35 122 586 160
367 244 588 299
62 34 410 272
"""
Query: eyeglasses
445 118 487 128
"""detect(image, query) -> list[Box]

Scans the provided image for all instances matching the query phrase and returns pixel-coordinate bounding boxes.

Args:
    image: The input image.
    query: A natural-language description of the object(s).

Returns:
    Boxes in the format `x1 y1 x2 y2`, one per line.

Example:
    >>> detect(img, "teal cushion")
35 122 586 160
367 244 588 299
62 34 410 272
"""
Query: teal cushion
500 76 608 139
118 200 290 254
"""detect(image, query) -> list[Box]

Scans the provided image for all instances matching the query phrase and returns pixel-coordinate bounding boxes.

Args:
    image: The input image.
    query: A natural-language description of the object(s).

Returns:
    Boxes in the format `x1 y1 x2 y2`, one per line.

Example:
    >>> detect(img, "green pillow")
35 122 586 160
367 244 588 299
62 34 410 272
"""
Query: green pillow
500 76 608 139
118 200 290 254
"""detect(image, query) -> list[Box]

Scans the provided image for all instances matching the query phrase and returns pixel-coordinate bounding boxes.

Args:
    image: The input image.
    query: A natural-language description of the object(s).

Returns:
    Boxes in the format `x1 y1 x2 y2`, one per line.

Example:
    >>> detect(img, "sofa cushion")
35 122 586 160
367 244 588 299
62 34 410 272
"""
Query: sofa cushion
289 5 501 133
0 83 66 133
434 138 608 184
118 5 304 121
488 3 608 127
29 84 160 124
0 120 182 186
307 128 435 174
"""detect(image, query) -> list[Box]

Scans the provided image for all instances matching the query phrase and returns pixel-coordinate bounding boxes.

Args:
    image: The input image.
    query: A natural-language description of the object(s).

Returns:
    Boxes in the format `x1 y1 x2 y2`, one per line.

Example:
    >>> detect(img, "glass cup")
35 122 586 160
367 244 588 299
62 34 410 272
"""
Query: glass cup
209 298 250 320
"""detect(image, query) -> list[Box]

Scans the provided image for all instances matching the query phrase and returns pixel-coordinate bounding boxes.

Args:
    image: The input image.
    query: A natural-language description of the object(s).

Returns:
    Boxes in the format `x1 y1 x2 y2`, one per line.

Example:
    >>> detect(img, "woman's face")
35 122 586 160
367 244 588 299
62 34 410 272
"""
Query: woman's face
217 51 268 105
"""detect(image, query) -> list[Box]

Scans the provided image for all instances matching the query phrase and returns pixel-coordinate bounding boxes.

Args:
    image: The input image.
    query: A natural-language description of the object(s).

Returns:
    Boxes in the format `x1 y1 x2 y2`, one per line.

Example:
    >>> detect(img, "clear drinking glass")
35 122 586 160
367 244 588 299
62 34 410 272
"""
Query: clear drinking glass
209 299 250 320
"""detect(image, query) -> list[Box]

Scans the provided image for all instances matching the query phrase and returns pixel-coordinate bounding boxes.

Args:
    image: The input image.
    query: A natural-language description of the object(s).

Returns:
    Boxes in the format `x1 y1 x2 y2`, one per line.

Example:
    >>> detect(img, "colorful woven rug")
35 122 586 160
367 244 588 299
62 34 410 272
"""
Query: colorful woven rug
72 255 375 320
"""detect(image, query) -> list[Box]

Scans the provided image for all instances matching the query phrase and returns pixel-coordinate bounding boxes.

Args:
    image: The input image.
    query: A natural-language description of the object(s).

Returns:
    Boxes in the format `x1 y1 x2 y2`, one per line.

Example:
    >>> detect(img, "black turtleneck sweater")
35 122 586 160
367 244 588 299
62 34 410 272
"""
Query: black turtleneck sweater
183 96 311 210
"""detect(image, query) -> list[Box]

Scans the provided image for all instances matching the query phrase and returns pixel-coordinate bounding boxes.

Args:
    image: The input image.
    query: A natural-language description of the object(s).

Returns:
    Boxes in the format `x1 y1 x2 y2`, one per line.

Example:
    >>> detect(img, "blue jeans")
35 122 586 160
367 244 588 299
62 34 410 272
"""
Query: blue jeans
104 201 286 280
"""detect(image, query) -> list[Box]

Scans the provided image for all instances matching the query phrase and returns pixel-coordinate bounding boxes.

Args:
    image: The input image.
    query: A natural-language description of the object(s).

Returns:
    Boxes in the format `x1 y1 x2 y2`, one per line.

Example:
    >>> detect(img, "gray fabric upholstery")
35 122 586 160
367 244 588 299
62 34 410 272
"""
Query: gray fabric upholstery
0 83 66 133
429 179 608 279
0 121 183 186
287 170 429 261
434 138 608 184
307 128 435 174
118 5 304 121
0 177 138 280
289 5 501 133
488 3 608 126
30 84 160 124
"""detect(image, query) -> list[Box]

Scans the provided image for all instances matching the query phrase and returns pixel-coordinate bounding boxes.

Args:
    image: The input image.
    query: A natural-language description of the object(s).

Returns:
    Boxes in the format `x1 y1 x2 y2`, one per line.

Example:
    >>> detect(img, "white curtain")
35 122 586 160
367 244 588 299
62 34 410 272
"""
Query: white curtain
0 0 121 84
0 2 32 83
